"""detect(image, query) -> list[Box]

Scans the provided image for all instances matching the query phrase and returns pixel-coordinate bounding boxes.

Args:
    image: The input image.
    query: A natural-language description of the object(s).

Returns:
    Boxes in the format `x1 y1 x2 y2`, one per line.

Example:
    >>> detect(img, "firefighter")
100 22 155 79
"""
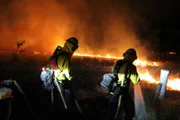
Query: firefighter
47 37 79 114
108 48 140 120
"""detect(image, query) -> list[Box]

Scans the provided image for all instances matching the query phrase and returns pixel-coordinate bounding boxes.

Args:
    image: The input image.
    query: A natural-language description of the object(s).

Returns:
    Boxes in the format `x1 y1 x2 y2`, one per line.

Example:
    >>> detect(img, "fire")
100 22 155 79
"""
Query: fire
167 78 180 91
138 70 158 84
34 51 40 55
34 51 48 55
74 53 159 67
37 51 180 91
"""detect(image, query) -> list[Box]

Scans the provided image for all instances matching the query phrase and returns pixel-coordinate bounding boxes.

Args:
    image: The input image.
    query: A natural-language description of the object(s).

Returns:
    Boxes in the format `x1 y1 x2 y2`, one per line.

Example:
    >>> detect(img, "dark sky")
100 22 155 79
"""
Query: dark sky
126 0 180 52
0 0 180 58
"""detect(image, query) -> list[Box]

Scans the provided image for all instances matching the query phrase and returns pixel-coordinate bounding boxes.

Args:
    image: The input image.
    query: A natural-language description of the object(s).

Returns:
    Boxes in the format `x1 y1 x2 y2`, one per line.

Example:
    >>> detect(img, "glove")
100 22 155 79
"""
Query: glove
3 79 14 85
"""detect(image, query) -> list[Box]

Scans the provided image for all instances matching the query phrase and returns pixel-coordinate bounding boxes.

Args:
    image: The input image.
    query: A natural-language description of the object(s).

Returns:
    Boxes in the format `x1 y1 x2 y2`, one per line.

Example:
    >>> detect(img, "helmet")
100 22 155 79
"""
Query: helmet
123 48 137 59
66 37 79 47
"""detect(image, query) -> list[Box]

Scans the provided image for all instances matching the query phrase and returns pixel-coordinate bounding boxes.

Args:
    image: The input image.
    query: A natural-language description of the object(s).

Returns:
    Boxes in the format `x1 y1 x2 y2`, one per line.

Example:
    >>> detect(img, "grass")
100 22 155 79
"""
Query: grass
139 81 180 120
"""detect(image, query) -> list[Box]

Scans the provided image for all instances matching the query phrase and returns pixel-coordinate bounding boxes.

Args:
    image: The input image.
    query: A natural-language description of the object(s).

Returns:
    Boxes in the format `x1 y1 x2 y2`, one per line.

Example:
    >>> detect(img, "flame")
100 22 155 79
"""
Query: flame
74 53 159 67
167 78 180 91
138 70 158 84
34 51 40 55
38 51 180 91
34 51 48 55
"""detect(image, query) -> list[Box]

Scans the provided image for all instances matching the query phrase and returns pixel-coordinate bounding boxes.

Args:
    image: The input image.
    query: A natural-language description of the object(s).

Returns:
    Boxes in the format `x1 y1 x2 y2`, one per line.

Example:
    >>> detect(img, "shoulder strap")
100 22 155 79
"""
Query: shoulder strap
55 51 68 69
53 46 62 55
49 46 66 70
112 60 125 74
124 62 131 79
113 60 131 80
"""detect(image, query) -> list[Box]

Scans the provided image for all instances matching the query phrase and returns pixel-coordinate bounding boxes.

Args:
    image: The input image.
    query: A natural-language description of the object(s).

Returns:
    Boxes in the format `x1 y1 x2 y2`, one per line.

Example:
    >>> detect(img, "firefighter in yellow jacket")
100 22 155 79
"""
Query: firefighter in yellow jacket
47 37 79 114
51 37 78 81
108 48 140 120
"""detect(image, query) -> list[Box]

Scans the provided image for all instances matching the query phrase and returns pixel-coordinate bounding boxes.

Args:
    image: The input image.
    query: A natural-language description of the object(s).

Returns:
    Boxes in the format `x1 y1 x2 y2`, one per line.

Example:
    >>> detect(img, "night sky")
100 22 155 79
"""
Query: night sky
0 0 180 58
121 0 180 52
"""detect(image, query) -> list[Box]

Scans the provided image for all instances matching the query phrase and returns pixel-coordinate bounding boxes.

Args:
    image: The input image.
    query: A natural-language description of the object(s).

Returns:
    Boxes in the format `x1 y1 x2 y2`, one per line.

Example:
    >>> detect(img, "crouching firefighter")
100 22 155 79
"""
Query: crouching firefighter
108 48 140 120
45 37 79 112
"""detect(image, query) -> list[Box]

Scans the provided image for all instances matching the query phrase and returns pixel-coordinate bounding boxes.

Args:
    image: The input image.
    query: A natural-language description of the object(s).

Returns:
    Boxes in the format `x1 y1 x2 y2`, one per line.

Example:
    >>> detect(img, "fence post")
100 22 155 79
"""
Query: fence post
158 69 169 100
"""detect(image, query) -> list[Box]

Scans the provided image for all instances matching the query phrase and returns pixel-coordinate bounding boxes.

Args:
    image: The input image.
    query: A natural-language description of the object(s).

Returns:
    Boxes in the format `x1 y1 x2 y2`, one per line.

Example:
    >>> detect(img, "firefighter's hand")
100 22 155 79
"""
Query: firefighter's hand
3 79 14 85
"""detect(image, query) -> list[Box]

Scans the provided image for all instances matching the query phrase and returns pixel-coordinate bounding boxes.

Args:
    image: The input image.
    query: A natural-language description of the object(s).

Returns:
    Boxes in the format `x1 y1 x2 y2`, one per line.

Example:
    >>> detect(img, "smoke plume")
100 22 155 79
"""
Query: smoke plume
0 0 167 59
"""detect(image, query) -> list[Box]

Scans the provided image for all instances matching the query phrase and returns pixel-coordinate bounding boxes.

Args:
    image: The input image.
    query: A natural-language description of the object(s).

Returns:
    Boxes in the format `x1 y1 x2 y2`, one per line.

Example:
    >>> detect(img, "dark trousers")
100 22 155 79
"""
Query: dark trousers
0 98 12 120
108 90 135 120
53 81 74 115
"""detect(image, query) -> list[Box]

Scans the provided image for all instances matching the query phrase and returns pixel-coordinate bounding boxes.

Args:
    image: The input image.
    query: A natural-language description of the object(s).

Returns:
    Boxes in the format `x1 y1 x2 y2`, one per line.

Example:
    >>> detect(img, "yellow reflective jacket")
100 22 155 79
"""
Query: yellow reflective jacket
112 60 140 89
46 49 72 81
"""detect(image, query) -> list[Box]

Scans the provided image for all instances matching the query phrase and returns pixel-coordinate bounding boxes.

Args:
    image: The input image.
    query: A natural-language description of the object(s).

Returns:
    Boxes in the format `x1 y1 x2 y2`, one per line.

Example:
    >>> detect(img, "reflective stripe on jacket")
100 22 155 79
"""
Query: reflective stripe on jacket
112 61 140 88
46 51 72 81
55 52 72 81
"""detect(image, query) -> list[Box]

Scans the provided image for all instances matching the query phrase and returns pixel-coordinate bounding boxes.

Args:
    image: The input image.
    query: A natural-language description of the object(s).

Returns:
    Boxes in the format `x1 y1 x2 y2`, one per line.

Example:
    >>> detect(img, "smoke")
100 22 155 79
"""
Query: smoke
0 0 163 59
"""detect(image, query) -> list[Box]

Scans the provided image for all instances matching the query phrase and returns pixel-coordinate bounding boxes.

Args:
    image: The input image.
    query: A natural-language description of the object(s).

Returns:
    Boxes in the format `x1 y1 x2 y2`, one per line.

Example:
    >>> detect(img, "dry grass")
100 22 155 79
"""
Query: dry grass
138 81 180 120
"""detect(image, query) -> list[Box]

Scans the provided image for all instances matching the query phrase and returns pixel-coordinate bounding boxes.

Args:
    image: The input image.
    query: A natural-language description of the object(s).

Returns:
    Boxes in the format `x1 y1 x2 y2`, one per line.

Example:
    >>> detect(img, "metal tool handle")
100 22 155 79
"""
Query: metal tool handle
54 79 68 110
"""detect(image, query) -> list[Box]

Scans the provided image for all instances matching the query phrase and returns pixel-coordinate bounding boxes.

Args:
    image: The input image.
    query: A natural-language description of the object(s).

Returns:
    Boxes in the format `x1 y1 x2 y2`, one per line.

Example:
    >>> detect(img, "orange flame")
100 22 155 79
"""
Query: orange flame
34 51 40 55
